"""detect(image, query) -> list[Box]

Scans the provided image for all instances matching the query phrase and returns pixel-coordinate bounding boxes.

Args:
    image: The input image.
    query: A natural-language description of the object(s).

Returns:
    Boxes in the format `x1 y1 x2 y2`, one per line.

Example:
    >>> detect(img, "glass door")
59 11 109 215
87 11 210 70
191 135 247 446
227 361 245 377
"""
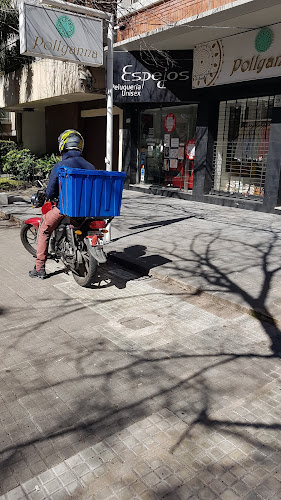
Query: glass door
139 104 198 189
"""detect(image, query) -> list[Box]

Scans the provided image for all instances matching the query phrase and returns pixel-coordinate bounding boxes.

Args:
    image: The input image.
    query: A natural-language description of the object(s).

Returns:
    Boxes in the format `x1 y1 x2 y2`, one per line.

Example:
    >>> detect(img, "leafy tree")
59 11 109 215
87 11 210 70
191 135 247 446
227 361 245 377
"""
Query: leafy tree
0 0 32 74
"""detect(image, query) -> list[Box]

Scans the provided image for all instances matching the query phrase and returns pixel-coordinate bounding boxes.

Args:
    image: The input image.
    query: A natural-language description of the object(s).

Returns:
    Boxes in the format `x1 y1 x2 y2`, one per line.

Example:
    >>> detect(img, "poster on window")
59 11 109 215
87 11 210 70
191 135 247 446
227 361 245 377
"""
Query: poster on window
164 159 169 171
178 146 184 160
185 139 195 160
164 134 170 147
171 137 179 148
170 148 178 159
164 147 170 158
164 113 176 133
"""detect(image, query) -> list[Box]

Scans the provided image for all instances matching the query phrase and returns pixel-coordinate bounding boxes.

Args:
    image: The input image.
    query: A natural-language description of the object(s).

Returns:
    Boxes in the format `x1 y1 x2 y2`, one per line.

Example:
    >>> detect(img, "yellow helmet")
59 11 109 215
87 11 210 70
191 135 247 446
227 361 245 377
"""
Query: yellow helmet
58 129 84 153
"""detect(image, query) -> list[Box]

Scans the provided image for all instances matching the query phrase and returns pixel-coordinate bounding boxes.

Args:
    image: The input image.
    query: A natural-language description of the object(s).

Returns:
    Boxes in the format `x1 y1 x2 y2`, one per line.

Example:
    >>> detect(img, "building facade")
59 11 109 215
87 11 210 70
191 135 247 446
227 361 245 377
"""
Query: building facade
0 0 122 170
2 0 281 212
115 0 281 213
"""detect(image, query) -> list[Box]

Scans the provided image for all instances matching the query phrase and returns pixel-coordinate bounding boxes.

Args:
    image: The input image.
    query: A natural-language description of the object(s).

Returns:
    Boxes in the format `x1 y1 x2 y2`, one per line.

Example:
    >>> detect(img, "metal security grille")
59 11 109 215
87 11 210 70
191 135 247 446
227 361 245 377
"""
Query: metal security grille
211 96 274 200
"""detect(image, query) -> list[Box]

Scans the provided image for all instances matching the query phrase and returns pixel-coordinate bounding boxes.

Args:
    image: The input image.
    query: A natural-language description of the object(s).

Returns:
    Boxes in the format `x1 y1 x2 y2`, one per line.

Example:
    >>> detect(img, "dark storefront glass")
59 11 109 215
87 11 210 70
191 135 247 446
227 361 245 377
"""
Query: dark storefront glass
139 104 197 189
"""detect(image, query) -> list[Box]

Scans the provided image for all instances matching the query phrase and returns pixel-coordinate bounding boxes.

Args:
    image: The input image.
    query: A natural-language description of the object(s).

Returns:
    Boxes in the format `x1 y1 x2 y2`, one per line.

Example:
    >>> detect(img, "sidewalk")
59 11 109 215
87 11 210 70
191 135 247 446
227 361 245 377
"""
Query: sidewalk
2 191 281 500
1 188 281 324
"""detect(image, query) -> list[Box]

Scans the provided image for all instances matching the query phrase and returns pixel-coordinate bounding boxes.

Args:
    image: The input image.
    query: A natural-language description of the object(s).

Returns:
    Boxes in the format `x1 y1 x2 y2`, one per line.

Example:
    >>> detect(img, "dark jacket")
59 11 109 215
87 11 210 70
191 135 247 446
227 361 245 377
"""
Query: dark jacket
46 150 95 209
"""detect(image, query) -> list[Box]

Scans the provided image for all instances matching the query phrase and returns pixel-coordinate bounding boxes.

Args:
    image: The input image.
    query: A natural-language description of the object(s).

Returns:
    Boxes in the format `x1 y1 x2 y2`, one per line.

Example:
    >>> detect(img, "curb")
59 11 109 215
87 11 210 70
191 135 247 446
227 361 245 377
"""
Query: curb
109 252 278 327
1 209 277 327
149 269 277 325
0 210 23 226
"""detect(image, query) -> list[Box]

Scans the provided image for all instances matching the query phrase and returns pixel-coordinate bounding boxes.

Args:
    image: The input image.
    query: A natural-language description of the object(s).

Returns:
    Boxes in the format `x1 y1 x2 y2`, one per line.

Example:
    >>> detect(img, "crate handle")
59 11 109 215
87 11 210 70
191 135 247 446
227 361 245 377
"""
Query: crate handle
59 178 65 215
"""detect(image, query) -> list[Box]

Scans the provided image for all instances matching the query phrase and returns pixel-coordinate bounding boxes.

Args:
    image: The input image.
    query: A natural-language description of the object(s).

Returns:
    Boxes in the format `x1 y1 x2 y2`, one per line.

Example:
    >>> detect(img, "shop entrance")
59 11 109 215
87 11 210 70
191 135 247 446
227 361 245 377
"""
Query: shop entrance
83 115 120 171
139 105 197 189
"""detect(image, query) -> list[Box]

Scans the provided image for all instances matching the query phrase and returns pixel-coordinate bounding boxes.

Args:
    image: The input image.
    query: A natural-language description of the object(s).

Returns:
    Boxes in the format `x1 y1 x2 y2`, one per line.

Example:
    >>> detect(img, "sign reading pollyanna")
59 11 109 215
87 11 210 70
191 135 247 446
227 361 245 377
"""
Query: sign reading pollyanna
193 25 281 88
19 2 103 66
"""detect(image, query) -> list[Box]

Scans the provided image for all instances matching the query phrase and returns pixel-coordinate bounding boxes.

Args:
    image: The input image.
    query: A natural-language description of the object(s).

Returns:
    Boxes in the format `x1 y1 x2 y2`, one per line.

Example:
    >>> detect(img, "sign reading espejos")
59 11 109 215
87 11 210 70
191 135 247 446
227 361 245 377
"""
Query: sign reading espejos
19 2 103 66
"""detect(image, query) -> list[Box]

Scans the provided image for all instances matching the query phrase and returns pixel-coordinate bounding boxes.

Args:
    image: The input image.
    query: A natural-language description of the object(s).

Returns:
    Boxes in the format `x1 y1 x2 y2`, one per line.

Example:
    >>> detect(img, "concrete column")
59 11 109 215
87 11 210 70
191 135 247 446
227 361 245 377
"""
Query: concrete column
192 100 219 200
122 107 138 185
263 106 281 211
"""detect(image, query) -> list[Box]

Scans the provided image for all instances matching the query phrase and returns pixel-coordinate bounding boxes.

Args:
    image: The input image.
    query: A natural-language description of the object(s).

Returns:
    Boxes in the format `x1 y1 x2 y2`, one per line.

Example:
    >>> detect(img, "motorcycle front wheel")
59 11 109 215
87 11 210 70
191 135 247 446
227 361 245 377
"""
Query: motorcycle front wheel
73 250 97 288
20 223 38 256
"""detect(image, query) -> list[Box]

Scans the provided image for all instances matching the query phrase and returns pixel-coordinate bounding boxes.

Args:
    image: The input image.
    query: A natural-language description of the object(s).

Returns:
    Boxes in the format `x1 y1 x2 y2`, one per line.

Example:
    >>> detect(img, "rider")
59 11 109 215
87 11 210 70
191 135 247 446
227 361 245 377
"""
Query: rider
29 129 95 279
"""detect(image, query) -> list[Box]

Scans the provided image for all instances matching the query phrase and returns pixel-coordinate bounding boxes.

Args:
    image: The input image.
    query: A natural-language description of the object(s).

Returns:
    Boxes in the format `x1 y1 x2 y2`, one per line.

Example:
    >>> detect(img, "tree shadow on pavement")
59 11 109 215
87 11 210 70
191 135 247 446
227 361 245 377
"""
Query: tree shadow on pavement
111 214 195 242
2 223 281 496
109 244 172 276
87 260 143 290
187 227 281 356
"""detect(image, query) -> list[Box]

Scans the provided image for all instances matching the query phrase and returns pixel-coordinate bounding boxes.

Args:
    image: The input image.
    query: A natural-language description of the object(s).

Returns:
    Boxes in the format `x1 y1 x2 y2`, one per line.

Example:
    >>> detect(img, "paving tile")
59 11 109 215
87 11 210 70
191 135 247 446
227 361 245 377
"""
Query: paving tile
66 480 84 495
49 490 69 500
26 490 47 500
6 487 27 500
57 470 77 487
220 491 240 500
3 220 281 500
42 479 62 496
22 478 41 495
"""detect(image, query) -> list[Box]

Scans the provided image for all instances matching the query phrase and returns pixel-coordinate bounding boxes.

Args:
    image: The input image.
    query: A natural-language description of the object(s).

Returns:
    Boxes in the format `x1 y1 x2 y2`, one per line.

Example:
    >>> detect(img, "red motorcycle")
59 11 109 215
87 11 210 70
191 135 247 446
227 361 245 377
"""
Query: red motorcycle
20 189 112 287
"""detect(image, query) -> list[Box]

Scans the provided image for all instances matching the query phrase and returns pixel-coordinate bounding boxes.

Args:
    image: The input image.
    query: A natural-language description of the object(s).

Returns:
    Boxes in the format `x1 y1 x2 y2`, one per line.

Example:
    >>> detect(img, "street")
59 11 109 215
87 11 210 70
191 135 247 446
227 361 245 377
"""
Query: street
0 219 281 499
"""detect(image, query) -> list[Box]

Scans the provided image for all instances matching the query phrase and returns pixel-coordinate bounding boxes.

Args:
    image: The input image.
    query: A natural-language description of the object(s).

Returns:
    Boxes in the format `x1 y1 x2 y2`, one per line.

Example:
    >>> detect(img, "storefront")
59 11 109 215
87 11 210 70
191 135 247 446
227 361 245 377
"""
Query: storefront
139 104 197 188
114 31 281 213
192 24 281 212
113 50 197 190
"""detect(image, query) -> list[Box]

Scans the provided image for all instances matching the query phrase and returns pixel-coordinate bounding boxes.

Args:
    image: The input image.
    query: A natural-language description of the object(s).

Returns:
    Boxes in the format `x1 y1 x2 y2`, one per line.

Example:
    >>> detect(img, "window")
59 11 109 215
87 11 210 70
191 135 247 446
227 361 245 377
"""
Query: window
139 104 197 189
0 110 11 124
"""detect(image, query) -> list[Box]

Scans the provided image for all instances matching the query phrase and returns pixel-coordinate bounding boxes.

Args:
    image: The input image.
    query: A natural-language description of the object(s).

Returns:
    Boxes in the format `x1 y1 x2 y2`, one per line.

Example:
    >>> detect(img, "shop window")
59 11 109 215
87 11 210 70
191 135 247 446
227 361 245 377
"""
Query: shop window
139 105 197 190
212 96 273 200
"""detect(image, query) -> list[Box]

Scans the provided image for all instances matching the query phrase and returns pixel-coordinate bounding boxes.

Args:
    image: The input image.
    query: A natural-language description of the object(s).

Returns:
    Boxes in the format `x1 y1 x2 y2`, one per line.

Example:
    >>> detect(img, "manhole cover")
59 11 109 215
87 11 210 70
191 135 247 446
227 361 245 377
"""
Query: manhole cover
119 317 153 330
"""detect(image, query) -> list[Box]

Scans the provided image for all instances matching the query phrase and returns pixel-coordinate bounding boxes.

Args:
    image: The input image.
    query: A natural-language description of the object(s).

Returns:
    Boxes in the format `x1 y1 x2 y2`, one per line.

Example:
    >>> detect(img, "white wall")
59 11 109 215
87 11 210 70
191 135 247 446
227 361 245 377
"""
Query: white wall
22 109 46 154
0 59 83 109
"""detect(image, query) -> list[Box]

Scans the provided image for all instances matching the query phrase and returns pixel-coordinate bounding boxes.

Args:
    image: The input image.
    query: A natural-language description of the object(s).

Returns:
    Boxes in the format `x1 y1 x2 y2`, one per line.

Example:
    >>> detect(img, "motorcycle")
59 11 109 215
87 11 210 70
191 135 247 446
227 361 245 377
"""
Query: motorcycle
20 189 112 287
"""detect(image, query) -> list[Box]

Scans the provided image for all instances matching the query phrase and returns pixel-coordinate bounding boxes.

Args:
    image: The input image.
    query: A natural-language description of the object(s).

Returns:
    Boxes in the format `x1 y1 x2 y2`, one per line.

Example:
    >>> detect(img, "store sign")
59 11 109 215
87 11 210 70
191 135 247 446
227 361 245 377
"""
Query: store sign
113 51 193 102
193 25 281 88
19 2 103 66
185 140 195 160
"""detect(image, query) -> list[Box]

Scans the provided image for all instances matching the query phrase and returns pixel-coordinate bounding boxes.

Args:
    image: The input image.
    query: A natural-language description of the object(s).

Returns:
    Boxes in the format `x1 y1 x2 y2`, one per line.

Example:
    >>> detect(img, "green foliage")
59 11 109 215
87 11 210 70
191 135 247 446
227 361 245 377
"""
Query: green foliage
35 154 61 179
0 177 25 191
2 148 60 181
0 139 17 170
0 0 33 74
0 0 18 44
3 148 36 181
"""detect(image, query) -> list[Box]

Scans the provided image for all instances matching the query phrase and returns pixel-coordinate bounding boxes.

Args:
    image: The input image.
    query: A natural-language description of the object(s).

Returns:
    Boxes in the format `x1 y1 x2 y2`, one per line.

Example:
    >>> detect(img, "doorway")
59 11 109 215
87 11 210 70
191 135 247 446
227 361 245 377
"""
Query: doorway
82 114 120 171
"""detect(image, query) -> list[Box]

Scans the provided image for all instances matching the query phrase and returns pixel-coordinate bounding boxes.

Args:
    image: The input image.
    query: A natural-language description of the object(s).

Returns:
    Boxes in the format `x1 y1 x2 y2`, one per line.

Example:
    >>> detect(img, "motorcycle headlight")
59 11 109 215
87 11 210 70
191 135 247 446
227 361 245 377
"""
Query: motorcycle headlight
31 193 38 206
31 190 45 207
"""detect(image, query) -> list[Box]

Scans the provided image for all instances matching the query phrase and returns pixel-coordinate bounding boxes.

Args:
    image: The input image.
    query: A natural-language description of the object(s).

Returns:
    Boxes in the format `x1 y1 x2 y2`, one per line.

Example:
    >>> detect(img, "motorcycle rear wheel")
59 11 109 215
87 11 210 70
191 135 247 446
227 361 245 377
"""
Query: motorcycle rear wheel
20 223 38 256
73 251 97 288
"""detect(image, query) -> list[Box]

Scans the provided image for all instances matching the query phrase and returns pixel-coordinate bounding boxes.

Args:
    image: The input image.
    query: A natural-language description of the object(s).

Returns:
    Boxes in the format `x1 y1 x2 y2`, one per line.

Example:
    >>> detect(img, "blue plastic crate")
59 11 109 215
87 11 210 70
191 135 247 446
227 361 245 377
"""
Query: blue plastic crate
58 167 126 217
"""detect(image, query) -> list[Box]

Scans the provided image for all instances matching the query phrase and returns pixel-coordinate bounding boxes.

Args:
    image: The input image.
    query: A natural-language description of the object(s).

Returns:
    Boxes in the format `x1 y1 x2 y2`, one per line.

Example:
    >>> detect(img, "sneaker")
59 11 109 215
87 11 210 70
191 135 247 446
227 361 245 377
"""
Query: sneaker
29 267 46 279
